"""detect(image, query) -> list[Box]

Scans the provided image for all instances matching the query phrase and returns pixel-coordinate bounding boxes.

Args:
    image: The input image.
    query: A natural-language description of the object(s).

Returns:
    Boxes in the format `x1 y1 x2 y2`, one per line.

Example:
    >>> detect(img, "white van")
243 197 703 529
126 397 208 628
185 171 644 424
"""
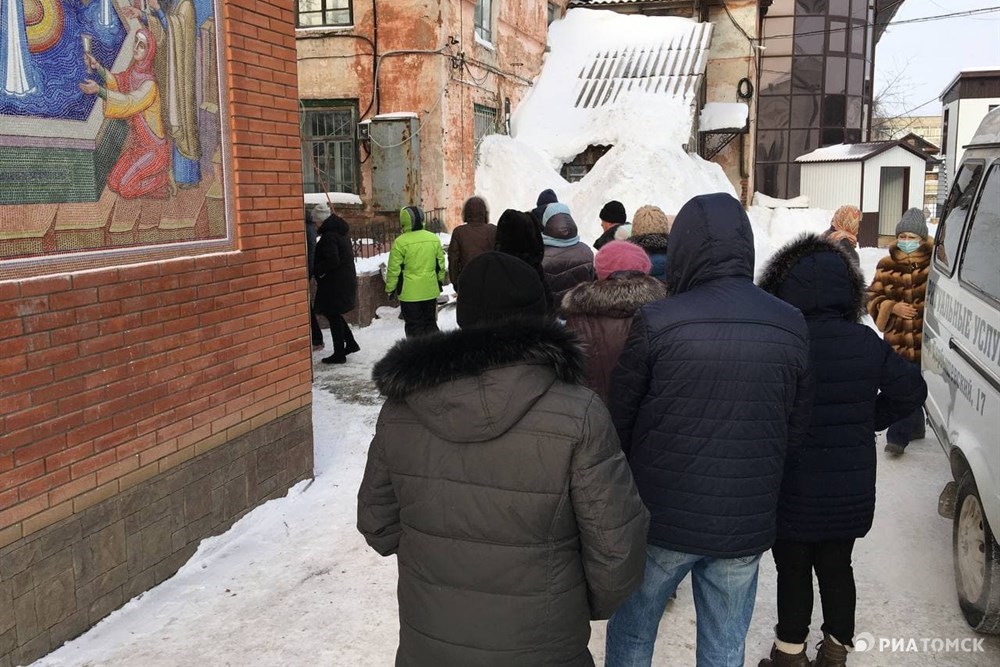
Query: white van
924 106 1000 635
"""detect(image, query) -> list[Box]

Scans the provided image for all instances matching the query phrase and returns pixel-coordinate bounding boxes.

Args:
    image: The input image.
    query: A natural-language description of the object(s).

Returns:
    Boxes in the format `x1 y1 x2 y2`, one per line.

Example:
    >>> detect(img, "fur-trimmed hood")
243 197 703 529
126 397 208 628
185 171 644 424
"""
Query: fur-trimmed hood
758 234 865 321
372 323 586 442
560 274 667 319
629 233 669 254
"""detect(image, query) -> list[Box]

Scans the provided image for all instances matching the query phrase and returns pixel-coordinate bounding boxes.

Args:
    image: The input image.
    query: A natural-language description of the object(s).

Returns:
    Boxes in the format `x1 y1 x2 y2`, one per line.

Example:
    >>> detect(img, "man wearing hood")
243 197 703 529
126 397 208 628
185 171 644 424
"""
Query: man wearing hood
384 206 447 337
358 251 649 666
604 194 812 667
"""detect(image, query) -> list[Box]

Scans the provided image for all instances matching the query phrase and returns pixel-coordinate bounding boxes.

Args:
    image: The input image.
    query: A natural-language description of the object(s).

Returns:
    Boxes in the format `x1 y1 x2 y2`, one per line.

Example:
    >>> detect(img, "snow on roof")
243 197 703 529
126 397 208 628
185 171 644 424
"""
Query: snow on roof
303 192 363 206
699 102 748 132
796 141 929 164
475 9 734 245
371 112 418 120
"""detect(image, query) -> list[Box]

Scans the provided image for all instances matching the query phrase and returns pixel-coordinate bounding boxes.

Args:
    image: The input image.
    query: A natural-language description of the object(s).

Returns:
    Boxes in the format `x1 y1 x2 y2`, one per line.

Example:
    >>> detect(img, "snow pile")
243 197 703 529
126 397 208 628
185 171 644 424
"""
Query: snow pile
699 102 748 131
748 205 833 277
476 9 733 243
752 192 810 209
304 192 363 206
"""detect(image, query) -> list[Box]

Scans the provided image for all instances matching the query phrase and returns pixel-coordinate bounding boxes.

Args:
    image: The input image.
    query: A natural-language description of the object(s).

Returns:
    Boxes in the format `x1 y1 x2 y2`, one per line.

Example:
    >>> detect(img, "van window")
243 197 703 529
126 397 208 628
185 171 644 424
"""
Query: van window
959 163 1000 304
935 162 984 274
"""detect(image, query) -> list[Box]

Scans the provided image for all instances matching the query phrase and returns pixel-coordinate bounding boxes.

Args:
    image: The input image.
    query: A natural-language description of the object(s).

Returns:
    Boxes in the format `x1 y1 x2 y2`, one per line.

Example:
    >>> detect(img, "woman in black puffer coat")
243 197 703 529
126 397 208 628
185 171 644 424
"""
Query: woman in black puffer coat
754 235 926 667
313 207 359 363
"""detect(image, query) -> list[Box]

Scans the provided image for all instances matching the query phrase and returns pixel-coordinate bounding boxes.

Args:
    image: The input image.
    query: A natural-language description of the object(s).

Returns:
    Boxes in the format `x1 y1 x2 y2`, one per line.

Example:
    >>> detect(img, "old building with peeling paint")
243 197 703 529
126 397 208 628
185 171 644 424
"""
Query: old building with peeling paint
295 0 568 229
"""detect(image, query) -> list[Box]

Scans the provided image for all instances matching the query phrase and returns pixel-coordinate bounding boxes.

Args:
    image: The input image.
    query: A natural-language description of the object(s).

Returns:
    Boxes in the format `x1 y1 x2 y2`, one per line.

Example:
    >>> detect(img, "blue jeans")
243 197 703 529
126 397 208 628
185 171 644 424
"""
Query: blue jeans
605 545 762 667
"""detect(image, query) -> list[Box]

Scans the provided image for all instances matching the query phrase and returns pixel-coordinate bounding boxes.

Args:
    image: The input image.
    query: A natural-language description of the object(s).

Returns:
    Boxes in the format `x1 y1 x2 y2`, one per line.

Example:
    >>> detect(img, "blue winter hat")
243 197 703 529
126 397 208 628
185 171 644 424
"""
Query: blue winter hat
542 202 571 226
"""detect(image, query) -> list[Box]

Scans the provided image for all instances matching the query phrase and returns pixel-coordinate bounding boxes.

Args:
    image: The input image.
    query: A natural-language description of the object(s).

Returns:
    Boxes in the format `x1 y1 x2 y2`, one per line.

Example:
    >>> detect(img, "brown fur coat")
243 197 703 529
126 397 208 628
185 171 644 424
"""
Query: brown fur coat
866 241 931 363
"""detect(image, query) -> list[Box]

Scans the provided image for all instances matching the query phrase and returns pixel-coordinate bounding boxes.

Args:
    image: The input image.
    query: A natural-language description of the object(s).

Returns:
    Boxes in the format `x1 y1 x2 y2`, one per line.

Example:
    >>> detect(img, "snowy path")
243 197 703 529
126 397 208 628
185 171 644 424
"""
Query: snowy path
32 309 1000 666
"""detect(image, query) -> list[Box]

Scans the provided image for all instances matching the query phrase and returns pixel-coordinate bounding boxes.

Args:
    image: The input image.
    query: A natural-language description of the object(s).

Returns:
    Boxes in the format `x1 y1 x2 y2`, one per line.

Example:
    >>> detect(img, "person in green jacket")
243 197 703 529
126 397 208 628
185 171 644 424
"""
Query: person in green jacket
385 206 447 337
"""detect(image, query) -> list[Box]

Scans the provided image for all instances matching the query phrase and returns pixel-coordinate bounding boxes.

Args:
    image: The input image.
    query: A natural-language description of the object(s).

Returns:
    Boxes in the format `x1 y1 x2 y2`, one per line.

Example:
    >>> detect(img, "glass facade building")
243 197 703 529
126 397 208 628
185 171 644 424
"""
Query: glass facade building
756 0 876 198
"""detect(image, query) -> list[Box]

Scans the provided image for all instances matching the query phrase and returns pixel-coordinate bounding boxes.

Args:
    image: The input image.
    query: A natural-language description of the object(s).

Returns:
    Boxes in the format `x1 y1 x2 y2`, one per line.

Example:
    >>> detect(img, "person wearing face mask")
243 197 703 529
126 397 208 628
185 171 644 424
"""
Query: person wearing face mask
865 208 932 455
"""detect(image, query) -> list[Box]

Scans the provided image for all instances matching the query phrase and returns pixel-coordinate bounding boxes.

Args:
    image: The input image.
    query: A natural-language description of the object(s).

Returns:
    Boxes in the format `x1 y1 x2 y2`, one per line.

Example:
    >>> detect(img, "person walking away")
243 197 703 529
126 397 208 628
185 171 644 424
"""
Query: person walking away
820 205 861 266
495 208 554 312
358 251 650 666
305 208 324 350
605 193 812 667
560 241 665 404
865 207 931 455
629 204 672 283
756 235 927 667
312 203 359 364
540 203 595 303
384 205 447 337
529 188 559 232
594 200 631 250
447 195 496 290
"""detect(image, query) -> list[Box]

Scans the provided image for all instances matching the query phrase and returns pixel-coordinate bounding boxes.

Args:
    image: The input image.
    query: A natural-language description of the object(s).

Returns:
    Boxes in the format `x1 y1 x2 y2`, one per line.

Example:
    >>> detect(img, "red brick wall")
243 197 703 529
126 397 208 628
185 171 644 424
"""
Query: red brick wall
0 0 311 549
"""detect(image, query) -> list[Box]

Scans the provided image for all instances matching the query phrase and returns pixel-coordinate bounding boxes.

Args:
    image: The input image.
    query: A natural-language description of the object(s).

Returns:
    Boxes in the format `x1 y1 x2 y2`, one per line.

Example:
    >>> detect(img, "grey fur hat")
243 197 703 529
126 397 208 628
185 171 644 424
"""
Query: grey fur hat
895 207 928 238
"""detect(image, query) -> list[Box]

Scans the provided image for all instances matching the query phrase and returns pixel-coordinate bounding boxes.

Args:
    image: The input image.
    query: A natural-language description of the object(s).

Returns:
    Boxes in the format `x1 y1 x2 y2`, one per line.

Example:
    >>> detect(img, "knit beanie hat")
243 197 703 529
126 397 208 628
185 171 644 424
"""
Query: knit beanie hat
457 252 548 328
631 205 670 236
594 240 651 280
536 189 558 208
542 202 572 226
895 207 928 238
310 202 330 224
599 200 627 226
462 196 489 225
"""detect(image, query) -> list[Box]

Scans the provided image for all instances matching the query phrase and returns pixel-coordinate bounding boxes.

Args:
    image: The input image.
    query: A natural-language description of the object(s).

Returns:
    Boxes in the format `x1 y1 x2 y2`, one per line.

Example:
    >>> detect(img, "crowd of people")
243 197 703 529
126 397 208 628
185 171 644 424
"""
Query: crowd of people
308 192 930 666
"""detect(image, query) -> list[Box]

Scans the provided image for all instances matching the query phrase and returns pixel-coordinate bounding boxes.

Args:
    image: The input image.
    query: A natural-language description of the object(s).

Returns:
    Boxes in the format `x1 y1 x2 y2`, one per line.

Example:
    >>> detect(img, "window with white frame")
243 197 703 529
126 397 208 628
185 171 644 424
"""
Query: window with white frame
475 0 492 43
300 101 358 194
297 0 352 28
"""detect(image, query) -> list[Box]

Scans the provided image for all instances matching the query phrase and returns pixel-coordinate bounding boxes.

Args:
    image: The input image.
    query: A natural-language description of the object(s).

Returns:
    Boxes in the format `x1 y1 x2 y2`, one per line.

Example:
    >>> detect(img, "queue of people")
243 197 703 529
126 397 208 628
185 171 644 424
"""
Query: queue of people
305 192 929 666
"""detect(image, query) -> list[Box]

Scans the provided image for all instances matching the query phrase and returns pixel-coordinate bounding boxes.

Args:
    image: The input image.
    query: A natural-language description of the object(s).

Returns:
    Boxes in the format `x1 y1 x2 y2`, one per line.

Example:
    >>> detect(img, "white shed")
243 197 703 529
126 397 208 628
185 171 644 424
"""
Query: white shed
797 141 930 246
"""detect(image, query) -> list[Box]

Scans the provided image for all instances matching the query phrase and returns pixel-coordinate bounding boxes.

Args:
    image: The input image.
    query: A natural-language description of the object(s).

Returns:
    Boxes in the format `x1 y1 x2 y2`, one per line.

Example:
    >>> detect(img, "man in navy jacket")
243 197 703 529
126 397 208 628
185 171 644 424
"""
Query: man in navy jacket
604 193 812 667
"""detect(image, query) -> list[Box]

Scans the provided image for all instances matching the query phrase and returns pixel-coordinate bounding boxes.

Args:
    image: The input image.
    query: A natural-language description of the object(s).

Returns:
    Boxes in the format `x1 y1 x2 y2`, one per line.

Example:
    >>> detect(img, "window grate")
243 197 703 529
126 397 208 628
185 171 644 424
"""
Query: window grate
300 103 358 195
473 103 503 164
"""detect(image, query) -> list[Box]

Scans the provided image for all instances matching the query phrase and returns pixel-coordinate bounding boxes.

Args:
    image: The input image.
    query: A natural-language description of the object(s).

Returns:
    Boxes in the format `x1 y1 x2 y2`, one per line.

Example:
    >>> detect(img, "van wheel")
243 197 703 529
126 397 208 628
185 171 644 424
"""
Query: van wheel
953 472 1000 634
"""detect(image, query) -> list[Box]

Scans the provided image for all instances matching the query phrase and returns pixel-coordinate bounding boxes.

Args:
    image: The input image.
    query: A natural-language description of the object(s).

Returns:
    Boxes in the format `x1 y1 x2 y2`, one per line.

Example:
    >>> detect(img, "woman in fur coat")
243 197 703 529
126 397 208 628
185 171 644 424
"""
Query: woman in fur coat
865 207 931 454
358 251 649 667
560 241 666 403
756 235 926 667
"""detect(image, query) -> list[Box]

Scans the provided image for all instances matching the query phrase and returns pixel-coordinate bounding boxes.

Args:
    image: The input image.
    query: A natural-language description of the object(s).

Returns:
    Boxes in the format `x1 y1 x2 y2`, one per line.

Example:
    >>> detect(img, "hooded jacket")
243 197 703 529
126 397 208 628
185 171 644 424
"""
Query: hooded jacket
496 209 554 311
561 273 667 404
541 206 595 302
384 206 447 302
313 213 357 315
610 193 812 558
759 236 927 541
865 241 931 363
358 323 649 667
447 220 497 287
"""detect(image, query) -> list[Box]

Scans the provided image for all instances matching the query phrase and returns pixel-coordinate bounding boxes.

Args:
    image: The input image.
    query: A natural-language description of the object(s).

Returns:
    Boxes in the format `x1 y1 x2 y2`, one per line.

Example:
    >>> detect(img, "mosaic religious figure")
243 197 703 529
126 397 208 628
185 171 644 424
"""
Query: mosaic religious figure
124 0 201 189
79 27 169 199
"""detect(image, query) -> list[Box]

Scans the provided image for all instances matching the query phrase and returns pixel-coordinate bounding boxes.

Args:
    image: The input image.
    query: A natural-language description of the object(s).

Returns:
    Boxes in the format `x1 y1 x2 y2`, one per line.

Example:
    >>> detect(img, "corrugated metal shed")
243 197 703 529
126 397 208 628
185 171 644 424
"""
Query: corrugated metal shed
796 141 930 164
573 22 713 108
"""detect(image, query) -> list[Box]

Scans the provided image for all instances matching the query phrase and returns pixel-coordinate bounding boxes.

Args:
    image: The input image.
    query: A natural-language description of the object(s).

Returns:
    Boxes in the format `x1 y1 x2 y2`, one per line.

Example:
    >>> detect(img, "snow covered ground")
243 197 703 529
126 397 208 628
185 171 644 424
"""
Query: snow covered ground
30 295 1000 666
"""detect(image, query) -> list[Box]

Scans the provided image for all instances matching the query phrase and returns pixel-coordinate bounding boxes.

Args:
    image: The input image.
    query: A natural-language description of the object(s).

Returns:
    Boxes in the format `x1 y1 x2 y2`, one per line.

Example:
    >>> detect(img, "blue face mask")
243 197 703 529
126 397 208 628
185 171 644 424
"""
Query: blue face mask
897 240 921 254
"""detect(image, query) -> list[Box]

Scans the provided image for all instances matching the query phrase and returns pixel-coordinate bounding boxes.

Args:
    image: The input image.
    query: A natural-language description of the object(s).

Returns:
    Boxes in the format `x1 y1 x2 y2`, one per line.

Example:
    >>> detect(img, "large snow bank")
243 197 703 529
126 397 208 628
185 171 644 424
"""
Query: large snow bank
476 9 733 243
699 102 748 131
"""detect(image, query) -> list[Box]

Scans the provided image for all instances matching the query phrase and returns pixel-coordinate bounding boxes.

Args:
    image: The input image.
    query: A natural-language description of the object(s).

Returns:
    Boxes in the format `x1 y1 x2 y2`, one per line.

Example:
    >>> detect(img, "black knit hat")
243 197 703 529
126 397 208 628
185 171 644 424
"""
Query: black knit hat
599 200 627 225
457 252 548 328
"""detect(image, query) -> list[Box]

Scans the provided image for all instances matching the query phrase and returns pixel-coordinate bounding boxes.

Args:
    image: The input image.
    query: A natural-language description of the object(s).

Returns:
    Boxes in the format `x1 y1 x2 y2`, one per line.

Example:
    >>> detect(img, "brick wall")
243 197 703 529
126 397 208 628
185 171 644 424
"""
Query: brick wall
0 1 313 661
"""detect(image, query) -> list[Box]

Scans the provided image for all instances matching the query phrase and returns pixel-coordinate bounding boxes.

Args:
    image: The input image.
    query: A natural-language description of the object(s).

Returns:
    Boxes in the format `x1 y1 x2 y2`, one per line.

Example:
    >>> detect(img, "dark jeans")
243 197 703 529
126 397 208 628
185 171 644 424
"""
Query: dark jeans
310 304 323 346
886 404 925 448
328 313 357 355
772 539 856 647
400 299 439 338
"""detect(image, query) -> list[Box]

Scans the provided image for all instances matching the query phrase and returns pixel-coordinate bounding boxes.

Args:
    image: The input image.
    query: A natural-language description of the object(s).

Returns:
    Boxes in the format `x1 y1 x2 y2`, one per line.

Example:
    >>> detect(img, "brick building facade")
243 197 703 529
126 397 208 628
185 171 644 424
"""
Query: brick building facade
0 1 313 663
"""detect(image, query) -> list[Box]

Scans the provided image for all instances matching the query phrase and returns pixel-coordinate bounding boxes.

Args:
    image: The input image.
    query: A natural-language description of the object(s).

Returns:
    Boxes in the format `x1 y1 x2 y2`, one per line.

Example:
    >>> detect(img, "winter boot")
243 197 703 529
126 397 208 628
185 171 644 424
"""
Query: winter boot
321 353 347 365
757 643 810 667
884 441 905 456
813 634 848 667
345 340 361 355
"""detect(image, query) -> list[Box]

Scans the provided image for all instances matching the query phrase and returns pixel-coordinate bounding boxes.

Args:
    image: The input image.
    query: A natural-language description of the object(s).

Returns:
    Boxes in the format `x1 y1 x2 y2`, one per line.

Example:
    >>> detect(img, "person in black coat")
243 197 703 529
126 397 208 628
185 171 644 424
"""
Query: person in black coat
754 235 926 667
604 193 812 667
312 203 360 364
529 188 558 233
305 210 324 349
495 208 554 312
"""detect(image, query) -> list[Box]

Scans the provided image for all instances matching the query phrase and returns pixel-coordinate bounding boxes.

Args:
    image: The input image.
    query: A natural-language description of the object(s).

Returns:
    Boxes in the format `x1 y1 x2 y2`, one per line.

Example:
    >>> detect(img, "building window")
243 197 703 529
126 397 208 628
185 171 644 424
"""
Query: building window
475 0 492 43
297 0 352 28
473 103 501 163
300 101 358 194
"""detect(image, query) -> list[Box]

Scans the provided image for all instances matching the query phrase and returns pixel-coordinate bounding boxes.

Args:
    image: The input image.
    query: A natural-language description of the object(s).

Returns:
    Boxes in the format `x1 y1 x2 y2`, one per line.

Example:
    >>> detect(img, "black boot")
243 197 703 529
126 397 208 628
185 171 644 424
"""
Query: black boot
345 339 360 355
321 353 347 364
813 634 848 667
758 643 810 667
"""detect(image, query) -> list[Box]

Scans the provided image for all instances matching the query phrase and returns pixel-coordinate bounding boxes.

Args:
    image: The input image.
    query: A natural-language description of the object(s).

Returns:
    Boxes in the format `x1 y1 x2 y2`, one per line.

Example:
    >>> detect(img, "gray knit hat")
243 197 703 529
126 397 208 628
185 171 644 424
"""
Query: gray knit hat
895 208 928 238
